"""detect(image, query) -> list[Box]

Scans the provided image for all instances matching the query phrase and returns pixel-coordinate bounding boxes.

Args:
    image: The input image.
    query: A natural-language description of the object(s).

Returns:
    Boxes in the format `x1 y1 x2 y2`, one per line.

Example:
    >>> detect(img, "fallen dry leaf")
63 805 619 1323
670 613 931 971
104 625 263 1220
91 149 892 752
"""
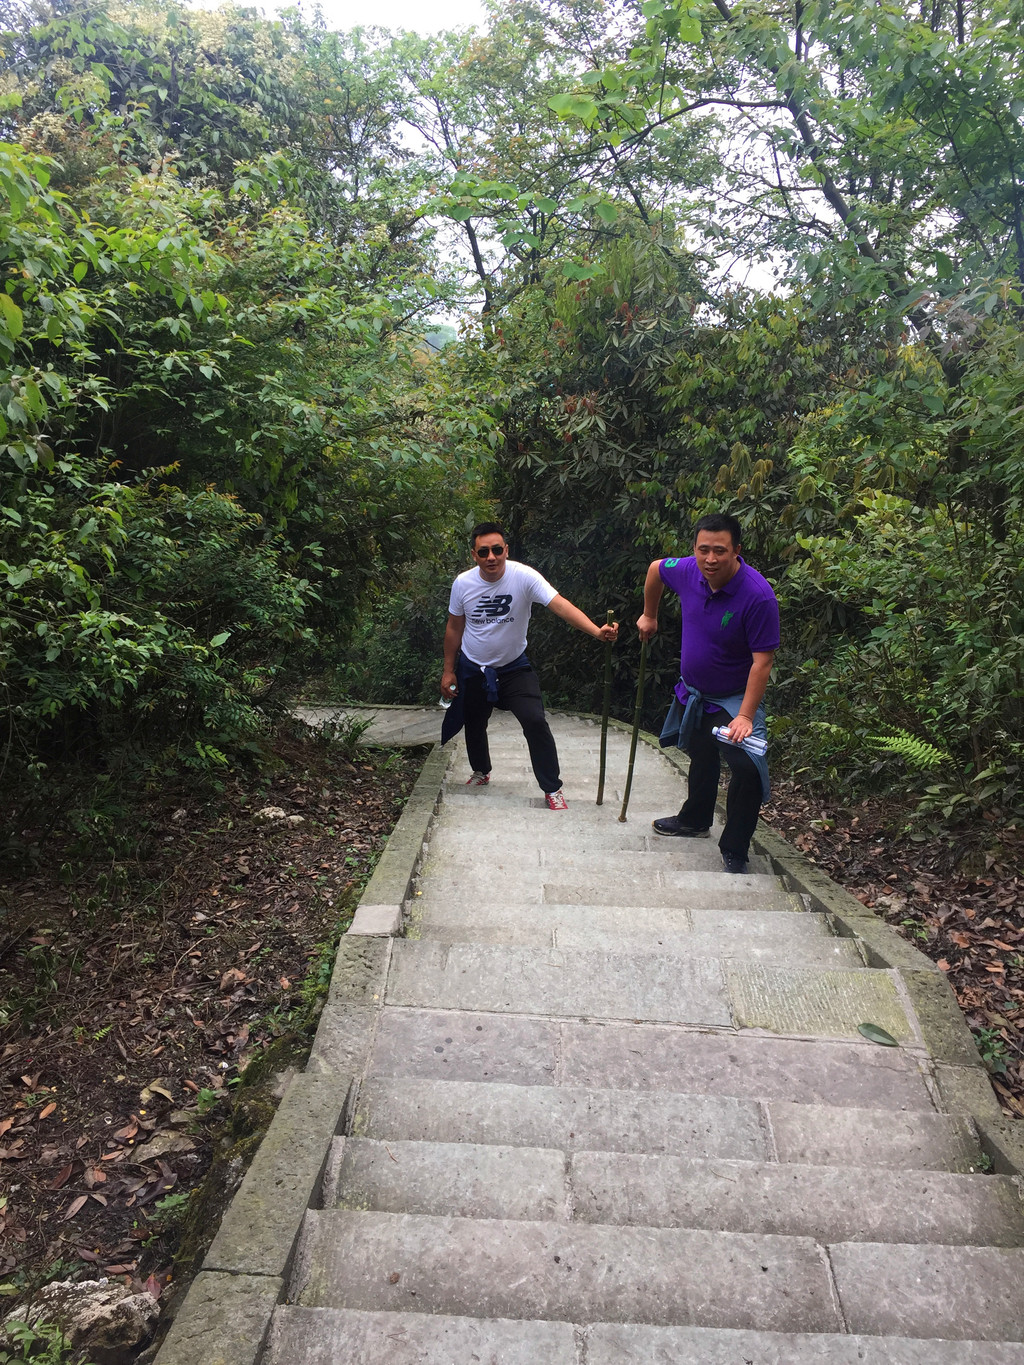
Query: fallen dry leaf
47 1163 74 1191
62 1194 88 1221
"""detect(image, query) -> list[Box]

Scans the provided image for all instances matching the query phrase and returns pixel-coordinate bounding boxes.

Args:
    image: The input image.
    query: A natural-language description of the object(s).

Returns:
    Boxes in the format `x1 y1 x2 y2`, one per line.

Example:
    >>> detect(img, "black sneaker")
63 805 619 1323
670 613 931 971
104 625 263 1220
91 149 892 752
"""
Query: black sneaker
722 851 749 874
652 817 711 838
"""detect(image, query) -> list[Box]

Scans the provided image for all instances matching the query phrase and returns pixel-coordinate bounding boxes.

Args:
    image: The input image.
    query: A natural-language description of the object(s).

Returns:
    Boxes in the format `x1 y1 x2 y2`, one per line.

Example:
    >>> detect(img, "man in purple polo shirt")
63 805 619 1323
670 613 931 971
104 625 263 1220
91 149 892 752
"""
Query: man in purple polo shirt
637 513 779 874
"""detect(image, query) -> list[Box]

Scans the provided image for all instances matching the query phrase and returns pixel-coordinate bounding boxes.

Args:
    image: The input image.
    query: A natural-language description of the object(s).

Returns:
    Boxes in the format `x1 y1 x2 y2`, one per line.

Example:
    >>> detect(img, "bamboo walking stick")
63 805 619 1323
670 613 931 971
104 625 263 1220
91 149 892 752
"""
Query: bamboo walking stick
596 609 615 806
618 637 648 822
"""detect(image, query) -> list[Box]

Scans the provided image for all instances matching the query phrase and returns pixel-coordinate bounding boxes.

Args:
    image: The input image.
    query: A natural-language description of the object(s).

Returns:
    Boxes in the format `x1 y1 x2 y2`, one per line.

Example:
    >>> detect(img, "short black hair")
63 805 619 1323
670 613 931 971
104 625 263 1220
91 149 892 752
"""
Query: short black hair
693 513 742 548
470 521 507 547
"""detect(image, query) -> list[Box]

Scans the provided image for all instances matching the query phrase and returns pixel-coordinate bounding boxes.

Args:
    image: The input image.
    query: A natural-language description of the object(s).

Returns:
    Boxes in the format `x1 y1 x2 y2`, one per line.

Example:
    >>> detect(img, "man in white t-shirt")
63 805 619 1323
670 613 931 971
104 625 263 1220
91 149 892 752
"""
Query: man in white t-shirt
440 522 618 810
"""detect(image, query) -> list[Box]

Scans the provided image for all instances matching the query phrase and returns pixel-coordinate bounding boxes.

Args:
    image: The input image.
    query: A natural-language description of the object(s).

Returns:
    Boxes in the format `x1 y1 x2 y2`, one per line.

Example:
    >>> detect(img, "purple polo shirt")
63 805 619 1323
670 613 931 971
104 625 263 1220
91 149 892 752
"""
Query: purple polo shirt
659 555 780 701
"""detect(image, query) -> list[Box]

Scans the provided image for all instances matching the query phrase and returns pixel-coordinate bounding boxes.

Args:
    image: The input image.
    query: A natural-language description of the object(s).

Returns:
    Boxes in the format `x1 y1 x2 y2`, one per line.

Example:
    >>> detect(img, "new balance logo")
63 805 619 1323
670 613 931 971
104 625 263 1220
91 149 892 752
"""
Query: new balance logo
472 594 513 621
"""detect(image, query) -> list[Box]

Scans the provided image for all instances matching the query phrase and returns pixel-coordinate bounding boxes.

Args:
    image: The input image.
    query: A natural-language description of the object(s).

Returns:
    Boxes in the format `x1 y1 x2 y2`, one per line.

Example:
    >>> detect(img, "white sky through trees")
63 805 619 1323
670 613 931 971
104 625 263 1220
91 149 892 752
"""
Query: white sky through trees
295 0 486 32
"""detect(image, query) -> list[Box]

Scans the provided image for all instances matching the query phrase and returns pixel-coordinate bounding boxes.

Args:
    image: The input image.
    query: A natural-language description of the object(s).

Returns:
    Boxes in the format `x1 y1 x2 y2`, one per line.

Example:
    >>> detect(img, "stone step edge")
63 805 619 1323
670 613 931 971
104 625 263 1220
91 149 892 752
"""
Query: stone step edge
350 1079 985 1170
331 1135 1003 1182
267 1304 1024 1364
307 1201 1024 1266
405 927 866 966
326 1135 1021 1244
295 1208 1024 1334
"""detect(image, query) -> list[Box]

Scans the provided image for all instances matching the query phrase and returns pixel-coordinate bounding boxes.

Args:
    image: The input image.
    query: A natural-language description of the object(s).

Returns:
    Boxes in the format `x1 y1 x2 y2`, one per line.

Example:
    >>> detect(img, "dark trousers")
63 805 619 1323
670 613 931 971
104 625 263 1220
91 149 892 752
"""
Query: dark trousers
462 666 561 793
678 706 763 860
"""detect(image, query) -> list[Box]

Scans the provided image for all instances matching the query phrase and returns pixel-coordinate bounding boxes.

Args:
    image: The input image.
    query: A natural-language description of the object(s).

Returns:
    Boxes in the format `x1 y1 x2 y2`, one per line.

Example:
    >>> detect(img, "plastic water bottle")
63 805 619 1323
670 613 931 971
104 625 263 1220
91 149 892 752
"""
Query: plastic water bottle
712 725 768 757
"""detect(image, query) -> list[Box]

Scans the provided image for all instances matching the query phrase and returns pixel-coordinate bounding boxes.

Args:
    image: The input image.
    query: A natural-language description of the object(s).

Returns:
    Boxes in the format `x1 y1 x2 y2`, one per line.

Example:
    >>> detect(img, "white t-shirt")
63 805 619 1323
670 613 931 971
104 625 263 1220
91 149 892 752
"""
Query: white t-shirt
448 560 558 668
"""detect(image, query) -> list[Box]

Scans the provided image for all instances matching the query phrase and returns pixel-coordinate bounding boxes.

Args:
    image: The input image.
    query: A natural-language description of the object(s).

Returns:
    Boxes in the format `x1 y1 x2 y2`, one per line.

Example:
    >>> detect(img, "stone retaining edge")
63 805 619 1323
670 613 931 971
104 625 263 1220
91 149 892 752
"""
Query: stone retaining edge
568 710 1020 1172
347 742 453 932
153 742 453 1365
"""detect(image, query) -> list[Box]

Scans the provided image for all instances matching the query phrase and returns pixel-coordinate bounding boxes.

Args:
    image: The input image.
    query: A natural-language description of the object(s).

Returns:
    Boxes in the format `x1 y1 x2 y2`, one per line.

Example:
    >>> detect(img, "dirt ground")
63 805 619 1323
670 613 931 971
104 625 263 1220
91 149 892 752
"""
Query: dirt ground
0 727 426 1314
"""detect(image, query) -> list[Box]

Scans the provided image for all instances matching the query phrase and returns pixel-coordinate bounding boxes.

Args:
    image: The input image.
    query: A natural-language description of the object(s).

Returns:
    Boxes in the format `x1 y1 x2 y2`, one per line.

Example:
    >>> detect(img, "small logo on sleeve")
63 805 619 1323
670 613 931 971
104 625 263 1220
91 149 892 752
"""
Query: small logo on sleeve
664 558 680 568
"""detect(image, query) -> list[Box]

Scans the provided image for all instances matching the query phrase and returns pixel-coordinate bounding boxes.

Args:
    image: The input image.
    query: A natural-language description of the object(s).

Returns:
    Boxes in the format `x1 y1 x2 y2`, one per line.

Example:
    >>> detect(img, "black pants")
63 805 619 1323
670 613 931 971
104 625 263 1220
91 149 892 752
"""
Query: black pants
677 707 763 860
462 666 561 793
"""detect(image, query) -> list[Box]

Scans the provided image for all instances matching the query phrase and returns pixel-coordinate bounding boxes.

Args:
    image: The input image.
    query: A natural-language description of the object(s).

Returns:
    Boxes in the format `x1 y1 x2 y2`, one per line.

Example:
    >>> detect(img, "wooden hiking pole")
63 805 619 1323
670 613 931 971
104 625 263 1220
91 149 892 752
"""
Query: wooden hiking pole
596 609 615 806
618 637 648 822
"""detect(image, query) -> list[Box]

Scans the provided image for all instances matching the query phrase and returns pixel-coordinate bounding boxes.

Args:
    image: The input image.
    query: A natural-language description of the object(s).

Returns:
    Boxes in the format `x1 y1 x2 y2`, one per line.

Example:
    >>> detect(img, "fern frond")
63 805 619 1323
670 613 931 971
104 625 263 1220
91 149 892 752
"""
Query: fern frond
867 729 951 770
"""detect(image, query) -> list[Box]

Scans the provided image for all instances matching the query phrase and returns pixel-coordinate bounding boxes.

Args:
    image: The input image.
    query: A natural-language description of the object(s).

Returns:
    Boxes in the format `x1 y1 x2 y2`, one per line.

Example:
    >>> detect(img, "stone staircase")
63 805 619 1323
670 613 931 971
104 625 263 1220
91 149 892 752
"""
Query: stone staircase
260 713 1024 1362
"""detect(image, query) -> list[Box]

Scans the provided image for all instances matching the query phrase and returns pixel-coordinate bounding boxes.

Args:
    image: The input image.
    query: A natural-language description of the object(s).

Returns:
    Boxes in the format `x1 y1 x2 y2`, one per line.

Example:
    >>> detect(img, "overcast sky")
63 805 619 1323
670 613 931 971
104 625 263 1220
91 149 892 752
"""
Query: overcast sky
289 0 487 33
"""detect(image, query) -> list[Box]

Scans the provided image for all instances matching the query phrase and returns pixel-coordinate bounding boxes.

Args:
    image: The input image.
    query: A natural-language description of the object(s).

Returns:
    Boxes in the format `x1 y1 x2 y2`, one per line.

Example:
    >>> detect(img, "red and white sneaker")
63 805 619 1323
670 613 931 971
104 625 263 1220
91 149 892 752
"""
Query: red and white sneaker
545 789 568 811
466 771 490 786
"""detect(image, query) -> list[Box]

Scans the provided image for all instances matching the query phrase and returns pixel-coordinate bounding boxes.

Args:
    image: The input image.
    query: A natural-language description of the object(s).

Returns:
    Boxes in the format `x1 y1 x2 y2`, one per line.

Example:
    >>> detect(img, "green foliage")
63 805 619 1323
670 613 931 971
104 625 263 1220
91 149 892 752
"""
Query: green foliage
310 713 374 761
3 0 1024 845
152 1191 193 1224
2 445 317 778
0 1319 84 1365
975 1026 1010 1076
339 572 457 706
195 1087 221 1117
866 732 950 772
0 37 477 802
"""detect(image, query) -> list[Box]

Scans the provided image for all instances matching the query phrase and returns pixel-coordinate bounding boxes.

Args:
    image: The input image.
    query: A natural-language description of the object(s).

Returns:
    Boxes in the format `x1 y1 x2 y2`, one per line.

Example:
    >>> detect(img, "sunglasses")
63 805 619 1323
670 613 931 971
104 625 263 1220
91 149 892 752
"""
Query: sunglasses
475 544 507 558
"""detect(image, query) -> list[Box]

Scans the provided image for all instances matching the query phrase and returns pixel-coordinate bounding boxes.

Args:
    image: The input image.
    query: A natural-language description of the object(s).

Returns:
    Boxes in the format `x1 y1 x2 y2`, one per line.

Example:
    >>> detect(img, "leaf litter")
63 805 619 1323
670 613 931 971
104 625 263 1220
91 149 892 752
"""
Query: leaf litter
763 779 1023 1115
0 727 425 1304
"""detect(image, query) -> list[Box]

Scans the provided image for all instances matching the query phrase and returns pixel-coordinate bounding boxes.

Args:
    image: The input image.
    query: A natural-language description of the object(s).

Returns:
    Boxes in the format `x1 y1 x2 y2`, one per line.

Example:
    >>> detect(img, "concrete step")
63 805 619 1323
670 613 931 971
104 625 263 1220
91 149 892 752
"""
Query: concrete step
409 903 829 941
327 1138 1024 1247
407 916 862 967
265 1306 577 1364
385 941 913 1040
428 811 712 840
447 769 664 789
412 870 800 911
409 923 863 966
431 794 691 823
420 837 771 875
353 1079 772 1161
293 1210 1024 1338
570 1150 1024 1246
425 823 655 851
328 1138 567 1222
586 1324 1024 1362
386 939 733 1026
369 1008 935 1110
767 1100 984 1172
440 786 690 813
353 1078 984 1171
293 1209 841 1331
829 1240 1024 1340
266 1309 1024 1365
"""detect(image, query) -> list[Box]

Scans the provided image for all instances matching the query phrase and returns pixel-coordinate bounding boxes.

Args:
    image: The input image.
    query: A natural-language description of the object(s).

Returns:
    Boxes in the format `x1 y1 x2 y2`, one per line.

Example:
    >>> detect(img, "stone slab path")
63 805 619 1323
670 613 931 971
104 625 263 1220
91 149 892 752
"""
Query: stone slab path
205 712 1024 1361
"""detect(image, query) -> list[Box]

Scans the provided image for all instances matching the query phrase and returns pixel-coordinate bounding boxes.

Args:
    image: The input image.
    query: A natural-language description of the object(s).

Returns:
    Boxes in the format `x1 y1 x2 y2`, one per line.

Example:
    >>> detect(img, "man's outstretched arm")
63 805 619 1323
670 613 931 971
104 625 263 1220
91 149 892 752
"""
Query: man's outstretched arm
637 559 665 641
722 651 775 743
440 613 465 698
547 595 619 642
